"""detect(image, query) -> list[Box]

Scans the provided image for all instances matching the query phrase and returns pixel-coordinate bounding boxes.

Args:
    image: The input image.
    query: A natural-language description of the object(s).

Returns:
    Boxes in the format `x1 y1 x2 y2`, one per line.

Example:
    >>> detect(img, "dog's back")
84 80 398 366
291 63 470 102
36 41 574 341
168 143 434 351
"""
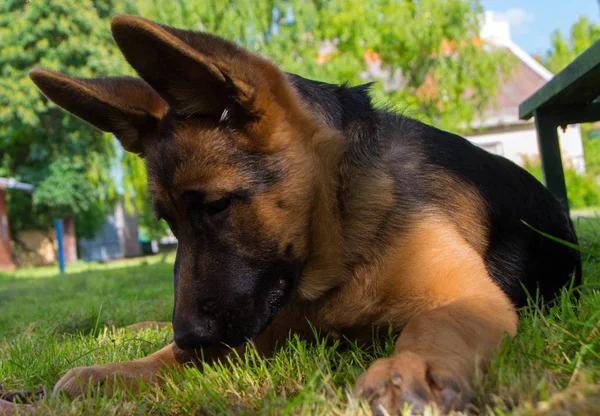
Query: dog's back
290 74 581 308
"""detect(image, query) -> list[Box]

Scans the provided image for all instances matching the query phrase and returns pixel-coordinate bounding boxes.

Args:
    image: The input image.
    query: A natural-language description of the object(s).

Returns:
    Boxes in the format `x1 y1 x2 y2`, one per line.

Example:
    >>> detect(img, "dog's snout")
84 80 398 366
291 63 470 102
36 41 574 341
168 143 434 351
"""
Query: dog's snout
172 295 224 349
173 318 219 350
199 298 218 314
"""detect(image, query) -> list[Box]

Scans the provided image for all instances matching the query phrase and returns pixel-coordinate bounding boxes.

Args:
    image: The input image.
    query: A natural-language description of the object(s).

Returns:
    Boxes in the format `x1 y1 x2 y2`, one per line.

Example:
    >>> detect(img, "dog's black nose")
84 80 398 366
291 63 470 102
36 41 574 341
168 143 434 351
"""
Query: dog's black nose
173 320 220 350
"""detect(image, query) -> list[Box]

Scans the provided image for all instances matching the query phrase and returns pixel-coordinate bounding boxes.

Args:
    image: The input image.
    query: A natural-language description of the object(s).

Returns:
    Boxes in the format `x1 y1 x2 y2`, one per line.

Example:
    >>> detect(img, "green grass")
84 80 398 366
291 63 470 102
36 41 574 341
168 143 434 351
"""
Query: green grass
1 221 599 415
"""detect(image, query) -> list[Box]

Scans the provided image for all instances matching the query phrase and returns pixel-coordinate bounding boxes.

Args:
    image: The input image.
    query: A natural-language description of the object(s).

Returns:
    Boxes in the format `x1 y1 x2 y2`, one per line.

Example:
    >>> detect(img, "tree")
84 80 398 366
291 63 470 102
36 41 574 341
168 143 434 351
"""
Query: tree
0 0 136 238
543 16 600 74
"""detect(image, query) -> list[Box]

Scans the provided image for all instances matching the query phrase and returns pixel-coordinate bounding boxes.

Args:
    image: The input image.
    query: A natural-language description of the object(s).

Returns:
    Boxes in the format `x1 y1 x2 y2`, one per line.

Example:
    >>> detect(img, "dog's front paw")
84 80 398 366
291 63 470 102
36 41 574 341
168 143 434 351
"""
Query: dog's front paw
354 351 470 415
53 362 152 400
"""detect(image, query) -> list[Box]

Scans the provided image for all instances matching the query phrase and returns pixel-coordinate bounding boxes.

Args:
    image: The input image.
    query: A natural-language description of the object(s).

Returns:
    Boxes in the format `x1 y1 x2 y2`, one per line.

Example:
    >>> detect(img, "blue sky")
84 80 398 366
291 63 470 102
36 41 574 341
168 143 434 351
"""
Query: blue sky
481 0 599 55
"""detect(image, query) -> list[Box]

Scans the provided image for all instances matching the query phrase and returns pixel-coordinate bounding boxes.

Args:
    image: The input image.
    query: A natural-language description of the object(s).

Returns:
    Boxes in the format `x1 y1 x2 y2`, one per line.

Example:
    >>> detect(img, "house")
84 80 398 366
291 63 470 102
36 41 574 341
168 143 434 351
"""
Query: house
7 197 141 267
466 11 585 173
78 198 141 262
353 11 586 174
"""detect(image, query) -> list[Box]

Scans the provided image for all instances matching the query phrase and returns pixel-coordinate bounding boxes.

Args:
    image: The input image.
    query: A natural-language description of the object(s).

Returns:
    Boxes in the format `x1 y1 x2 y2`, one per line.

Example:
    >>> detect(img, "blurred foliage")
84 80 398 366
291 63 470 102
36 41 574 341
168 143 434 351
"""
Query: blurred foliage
542 16 600 74
522 156 600 210
121 152 169 240
32 158 107 238
2 0 514 242
0 0 136 238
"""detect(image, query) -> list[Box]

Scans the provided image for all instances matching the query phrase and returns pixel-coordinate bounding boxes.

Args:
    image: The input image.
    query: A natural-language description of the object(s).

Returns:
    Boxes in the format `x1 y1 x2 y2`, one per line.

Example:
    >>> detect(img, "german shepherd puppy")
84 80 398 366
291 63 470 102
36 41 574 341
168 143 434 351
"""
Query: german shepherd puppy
30 15 581 414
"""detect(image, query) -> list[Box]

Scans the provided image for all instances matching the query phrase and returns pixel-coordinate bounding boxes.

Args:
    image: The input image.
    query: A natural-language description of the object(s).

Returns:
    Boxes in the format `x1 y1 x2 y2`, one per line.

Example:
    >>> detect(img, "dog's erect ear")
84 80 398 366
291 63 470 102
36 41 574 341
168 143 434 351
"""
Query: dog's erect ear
111 15 307 149
110 14 272 117
29 68 167 155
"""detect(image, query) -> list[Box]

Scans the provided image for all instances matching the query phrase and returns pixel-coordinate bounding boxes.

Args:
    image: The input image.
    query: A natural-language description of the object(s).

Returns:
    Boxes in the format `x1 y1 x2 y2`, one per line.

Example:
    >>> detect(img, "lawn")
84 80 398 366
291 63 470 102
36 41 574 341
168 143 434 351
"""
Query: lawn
0 219 599 415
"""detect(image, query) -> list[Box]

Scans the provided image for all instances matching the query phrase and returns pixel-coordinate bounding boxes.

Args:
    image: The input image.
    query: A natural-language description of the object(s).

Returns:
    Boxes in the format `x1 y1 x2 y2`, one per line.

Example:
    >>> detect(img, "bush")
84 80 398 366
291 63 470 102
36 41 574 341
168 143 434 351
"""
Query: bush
522 156 600 209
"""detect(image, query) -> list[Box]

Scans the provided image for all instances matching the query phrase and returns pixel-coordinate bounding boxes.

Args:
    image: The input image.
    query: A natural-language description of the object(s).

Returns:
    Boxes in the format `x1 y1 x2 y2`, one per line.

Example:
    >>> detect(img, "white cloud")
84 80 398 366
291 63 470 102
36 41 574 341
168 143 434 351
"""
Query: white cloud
495 8 535 35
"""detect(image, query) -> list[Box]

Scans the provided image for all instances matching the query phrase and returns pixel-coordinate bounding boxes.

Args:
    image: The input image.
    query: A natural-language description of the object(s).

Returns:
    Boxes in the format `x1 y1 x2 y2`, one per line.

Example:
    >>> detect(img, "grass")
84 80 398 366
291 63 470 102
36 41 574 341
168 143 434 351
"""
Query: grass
0 219 599 415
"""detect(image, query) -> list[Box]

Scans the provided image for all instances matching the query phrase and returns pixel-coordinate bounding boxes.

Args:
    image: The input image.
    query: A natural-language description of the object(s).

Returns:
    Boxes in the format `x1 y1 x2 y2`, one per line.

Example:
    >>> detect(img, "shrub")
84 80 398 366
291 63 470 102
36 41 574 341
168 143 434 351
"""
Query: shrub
521 156 600 209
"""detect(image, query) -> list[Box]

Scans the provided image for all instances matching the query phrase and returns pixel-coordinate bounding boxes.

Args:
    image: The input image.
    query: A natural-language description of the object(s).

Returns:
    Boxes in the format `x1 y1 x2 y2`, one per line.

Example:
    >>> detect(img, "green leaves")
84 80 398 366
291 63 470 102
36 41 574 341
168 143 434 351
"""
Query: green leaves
33 158 95 215
0 0 135 237
543 17 600 75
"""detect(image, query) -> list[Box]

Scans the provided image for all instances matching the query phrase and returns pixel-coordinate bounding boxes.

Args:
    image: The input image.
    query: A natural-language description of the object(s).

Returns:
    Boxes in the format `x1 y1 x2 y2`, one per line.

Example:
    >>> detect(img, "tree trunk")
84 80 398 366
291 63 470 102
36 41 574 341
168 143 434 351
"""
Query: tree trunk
62 216 77 263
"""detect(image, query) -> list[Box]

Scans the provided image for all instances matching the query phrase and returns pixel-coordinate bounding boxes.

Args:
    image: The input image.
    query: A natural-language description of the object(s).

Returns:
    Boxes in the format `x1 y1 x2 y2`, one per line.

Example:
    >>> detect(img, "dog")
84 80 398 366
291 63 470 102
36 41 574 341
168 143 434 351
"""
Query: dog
29 15 581 414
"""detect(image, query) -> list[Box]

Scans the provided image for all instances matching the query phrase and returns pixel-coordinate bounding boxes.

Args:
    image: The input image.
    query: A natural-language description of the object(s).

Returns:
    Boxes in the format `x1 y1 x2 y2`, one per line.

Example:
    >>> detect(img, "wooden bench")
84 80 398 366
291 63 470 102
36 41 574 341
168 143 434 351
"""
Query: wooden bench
519 39 600 211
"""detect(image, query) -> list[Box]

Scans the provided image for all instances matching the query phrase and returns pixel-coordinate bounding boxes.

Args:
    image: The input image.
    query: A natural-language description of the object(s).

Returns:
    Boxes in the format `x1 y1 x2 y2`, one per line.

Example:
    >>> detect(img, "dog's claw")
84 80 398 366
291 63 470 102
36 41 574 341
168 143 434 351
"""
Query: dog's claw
429 372 467 411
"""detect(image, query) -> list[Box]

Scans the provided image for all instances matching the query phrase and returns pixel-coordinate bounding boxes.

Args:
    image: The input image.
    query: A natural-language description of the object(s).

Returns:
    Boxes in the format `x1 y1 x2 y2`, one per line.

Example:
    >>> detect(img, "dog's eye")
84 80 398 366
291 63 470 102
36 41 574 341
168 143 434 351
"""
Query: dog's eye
204 196 231 216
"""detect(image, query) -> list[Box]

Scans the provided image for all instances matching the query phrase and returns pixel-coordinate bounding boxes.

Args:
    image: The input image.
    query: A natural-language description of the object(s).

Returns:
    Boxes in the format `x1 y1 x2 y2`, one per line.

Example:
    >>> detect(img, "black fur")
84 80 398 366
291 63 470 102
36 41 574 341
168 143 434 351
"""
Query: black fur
289 74 581 308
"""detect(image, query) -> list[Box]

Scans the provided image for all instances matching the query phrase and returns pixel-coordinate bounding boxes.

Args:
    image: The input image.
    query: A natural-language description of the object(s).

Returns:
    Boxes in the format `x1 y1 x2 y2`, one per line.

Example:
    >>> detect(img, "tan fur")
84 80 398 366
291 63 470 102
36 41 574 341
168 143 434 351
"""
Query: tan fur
29 69 167 120
347 218 516 413
170 127 255 195
29 68 167 154
295 128 347 299
435 173 490 255
111 15 320 153
53 344 186 399
310 215 514 331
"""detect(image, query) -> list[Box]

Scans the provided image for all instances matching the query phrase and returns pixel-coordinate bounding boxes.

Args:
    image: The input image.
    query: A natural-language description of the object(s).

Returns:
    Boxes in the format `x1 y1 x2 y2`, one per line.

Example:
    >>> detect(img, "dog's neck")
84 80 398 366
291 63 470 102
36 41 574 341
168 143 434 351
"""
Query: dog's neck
289 75 378 301
296 125 346 300
289 75 398 302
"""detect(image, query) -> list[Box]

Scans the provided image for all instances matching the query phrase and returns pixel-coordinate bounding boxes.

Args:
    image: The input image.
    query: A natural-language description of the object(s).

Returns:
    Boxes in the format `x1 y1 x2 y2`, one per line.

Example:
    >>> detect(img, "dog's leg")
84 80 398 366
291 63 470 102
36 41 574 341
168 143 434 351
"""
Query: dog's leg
354 219 518 414
355 298 516 414
52 343 224 399
51 311 301 400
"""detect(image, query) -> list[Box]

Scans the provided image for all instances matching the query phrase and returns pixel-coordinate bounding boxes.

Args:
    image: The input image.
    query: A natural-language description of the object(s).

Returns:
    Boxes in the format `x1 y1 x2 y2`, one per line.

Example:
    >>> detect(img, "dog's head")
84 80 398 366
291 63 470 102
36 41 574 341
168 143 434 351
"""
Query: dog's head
30 15 333 349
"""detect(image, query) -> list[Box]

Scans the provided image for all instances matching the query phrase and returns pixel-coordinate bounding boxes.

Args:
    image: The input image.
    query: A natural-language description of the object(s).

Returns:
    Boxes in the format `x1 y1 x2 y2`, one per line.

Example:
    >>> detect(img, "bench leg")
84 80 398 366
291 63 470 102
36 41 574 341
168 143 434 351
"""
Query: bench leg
534 109 569 212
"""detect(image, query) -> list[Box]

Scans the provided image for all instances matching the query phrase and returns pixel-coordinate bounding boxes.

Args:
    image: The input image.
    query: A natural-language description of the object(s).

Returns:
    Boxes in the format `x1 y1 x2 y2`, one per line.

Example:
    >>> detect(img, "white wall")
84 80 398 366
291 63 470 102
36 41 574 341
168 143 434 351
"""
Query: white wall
466 124 585 174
